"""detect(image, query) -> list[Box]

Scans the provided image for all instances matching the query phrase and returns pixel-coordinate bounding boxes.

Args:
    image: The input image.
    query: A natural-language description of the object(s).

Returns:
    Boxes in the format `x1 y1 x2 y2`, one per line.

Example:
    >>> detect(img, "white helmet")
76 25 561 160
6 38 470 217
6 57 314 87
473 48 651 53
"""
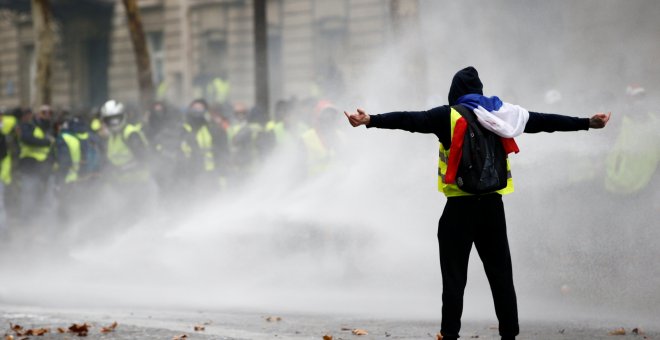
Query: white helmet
100 99 126 131
100 99 125 117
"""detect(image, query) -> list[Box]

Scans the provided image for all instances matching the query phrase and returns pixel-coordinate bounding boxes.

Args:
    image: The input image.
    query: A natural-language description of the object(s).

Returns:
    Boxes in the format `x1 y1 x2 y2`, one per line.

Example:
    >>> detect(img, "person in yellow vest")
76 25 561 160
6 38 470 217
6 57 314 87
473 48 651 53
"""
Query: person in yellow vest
99 100 158 221
0 108 18 237
181 99 229 192
228 104 265 179
605 85 659 195
16 105 56 225
146 101 186 198
265 100 287 144
600 85 660 284
301 102 346 176
344 67 611 340
99 100 150 182
53 116 87 224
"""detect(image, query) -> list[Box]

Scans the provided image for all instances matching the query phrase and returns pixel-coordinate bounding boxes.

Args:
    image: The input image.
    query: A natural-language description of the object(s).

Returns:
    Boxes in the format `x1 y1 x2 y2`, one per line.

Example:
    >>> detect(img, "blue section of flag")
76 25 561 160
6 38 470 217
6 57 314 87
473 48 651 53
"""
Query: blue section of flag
455 94 503 112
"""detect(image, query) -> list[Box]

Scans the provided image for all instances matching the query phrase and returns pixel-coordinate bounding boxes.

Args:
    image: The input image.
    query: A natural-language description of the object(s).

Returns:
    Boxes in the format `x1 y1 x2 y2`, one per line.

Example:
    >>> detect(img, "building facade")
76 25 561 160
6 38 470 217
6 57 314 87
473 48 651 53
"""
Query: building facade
0 0 400 112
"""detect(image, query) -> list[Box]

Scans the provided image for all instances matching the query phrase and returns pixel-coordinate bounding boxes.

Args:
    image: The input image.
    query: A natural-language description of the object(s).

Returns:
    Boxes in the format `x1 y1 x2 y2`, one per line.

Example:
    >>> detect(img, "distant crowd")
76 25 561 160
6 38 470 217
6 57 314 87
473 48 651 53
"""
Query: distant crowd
0 97 347 237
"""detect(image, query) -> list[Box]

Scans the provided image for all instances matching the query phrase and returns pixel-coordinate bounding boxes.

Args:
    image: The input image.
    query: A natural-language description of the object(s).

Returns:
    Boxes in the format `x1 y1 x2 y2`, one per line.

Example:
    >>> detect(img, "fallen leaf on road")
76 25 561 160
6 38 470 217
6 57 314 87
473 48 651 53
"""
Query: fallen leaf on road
322 335 333 340
25 328 49 336
5 335 14 340
609 327 626 335
57 327 67 333
100 321 118 333
340 327 352 331
436 333 443 340
265 316 282 322
352 329 368 336
9 323 23 332
172 334 188 340
632 328 644 335
68 323 90 336
194 325 205 331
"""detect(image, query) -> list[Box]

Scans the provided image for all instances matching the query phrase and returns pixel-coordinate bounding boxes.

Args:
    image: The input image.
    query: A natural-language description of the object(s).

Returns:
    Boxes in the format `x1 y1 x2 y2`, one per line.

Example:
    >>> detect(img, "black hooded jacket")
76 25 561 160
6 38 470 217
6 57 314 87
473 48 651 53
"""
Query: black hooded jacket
367 66 590 148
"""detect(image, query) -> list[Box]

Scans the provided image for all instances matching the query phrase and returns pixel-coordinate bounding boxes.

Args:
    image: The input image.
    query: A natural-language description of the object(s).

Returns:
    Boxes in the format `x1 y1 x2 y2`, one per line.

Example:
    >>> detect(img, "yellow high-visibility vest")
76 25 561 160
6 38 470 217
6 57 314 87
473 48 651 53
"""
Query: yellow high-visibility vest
61 133 81 183
265 120 288 144
1 115 16 135
90 118 102 132
1 115 17 185
605 113 660 194
107 124 148 167
301 128 330 176
19 125 51 162
182 123 214 171
438 107 514 197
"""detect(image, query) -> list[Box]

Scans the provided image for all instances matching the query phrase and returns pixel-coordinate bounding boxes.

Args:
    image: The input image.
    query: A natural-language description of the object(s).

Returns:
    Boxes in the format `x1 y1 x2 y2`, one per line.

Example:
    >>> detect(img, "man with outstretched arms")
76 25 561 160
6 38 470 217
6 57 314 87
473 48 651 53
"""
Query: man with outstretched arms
344 66 610 340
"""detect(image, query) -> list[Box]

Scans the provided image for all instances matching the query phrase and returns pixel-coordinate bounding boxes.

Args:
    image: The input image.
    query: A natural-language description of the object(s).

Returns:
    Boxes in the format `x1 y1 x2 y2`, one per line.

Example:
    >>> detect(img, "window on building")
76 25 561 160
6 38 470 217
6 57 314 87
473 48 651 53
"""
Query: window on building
20 45 36 106
194 30 229 103
201 30 228 79
146 31 164 86
314 17 348 99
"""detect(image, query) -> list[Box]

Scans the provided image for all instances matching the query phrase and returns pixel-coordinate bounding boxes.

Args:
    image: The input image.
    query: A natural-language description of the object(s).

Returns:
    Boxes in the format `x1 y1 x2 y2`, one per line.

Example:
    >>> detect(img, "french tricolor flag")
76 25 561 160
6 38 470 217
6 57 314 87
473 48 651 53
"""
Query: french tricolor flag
445 94 527 184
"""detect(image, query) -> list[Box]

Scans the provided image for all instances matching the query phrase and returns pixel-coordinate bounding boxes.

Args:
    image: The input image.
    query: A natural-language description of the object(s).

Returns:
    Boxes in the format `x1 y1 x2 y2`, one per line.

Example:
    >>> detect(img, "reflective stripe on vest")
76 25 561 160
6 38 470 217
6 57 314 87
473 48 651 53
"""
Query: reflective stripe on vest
182 123 214 171
61 133 81 183
438 107 514 197
19 125 51 162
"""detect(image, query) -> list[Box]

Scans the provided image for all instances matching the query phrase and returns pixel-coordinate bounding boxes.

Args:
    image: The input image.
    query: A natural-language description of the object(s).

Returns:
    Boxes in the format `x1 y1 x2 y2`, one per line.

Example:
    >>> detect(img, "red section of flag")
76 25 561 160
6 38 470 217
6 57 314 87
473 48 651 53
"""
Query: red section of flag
445 118 467 184
501 137 519 154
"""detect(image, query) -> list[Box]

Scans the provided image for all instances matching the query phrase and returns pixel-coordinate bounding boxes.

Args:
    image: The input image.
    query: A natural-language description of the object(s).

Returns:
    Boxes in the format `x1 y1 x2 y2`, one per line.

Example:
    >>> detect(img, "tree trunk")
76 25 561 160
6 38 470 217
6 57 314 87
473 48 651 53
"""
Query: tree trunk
253 0 269 116
122 0 154 111
31 0 54 106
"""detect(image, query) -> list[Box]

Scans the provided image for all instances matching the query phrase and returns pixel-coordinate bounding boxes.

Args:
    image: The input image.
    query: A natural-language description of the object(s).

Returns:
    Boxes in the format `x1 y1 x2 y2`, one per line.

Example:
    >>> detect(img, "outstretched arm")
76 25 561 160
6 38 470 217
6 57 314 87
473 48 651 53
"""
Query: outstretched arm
524 111 610 133
344 106 451 141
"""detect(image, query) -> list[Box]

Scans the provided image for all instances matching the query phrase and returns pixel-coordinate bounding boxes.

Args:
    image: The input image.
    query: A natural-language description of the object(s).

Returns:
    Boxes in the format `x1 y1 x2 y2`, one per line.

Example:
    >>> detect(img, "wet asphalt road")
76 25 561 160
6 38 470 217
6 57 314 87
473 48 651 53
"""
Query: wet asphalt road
0 305 657 340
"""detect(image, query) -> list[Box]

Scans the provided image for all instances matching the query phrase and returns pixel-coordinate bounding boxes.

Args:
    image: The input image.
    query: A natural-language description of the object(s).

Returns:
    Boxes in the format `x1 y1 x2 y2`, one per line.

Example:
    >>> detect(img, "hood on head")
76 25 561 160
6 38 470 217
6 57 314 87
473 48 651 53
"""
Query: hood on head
448 66 483 105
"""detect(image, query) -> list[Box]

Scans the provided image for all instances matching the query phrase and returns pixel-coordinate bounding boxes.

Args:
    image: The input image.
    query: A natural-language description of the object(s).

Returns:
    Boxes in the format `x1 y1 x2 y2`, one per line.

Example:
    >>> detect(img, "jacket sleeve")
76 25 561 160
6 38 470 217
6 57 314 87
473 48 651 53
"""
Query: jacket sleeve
18 123 52 147
524 111 590 133
366 105 451 142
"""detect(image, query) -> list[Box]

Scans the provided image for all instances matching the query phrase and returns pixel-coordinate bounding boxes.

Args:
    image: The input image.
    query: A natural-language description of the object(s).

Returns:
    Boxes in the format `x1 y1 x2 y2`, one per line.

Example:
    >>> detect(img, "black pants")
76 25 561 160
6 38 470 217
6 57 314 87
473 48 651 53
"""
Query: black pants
438 193 519 338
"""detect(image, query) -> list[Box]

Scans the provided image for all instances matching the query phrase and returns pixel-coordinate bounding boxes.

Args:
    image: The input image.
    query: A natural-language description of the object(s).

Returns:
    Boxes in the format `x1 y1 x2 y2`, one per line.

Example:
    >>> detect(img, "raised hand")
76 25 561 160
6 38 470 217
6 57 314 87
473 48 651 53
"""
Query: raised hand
589 112 611 129
344 108 371 127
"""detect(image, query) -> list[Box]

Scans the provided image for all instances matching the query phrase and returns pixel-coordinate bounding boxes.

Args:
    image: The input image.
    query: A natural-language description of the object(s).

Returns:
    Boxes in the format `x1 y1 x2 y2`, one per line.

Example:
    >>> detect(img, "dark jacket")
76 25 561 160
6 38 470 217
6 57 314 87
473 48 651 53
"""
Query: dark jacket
368 66 590 147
